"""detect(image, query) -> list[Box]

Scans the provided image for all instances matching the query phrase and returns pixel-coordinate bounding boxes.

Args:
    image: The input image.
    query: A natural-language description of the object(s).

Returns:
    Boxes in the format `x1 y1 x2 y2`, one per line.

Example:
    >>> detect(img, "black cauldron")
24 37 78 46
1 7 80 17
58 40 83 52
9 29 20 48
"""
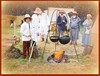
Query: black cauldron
59 35 70 44
50 36 59 42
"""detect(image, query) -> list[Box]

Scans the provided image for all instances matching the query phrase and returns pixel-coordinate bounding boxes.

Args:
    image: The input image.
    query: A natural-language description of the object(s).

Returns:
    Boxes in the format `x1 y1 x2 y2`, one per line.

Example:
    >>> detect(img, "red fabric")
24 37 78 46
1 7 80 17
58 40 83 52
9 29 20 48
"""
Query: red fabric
23 41 30 58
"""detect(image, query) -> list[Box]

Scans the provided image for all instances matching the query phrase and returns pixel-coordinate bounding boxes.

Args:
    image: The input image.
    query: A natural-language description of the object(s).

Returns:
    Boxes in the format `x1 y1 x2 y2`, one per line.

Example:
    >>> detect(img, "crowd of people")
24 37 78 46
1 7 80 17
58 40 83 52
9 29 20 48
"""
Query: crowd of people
20 7 93 59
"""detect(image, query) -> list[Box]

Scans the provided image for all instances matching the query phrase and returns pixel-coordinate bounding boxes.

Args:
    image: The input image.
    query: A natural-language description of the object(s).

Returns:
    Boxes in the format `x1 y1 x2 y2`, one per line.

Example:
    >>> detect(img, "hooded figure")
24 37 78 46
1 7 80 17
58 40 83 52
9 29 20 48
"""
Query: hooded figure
31 8 42 42
41 10 50 42
57 10 67 37
69 11 81 45
20 14 32 58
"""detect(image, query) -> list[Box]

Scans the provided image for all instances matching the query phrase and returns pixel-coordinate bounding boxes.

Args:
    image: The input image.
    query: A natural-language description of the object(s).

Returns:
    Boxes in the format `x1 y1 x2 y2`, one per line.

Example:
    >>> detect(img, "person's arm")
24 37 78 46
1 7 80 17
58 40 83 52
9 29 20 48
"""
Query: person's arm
82 20 87 26
57 16 62 25
65 17 68 24
63 16 67 24
84 20 93 30
69 18 72 29
47 15 50 27
78 17 82 31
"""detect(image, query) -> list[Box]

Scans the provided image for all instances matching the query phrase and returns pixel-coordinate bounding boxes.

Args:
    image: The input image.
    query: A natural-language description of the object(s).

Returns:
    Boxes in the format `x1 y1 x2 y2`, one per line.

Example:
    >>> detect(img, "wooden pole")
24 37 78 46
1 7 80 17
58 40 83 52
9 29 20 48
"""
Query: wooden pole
14 20 16 37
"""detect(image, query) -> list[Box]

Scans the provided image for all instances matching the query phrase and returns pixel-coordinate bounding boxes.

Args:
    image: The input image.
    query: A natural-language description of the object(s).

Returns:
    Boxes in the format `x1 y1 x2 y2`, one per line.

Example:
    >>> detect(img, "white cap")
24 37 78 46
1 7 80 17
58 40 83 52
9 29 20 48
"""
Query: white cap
87 14 92 18
72 11 78 15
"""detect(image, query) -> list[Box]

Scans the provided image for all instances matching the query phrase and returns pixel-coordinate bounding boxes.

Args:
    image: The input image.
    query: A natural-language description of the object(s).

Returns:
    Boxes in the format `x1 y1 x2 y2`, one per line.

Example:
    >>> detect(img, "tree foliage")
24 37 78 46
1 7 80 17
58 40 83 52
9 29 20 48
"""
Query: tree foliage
2 1 98 20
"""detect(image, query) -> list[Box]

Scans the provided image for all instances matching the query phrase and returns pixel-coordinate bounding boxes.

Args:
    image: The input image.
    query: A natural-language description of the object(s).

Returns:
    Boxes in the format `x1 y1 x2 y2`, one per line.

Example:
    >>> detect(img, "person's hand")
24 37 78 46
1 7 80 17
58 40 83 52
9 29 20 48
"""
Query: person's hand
63 20 65 22
28 35 32 39
28 35 31 37
85 30 90 34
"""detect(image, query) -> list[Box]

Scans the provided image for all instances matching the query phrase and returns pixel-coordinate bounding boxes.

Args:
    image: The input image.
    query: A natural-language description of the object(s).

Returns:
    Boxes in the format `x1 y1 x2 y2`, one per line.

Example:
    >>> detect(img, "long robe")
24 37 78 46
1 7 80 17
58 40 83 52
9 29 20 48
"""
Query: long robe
31 14 42 42
82 19 93 46
40 13 50 35
70 16 81 41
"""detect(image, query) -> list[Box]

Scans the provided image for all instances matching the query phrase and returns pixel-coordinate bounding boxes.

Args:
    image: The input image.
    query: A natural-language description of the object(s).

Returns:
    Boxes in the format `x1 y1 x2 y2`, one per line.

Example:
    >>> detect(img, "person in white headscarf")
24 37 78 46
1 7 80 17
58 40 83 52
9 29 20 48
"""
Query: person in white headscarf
41 10 50 43
82 14 93 55
31 7 42 42
82 14 93 46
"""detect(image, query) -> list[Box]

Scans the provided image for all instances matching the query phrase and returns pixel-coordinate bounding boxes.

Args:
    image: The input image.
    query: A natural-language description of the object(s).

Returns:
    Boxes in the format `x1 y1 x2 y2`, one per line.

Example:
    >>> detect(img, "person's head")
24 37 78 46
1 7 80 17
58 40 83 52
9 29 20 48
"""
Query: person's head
59 10 65 15
34 7 42 15
24 14 32 23
86 14 92 20
71 11 78 18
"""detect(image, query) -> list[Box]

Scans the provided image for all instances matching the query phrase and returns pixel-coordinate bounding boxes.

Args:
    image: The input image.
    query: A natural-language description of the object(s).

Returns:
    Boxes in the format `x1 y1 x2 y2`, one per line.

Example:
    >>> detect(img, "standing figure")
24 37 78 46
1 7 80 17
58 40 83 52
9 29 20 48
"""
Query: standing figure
57 10 67 37
82 14 93 55
20 14 32 59
41 10 50 43
31 7 42 42
69 11 81 45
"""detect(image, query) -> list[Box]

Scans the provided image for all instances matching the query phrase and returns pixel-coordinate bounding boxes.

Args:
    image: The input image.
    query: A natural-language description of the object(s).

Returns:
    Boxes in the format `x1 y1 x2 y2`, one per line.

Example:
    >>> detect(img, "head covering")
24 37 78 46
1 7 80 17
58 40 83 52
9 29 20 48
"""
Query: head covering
24 14 31 18
34 7 42 14
59 10 65 13
24 14 31 21
87 14 92 18
71 11 78 15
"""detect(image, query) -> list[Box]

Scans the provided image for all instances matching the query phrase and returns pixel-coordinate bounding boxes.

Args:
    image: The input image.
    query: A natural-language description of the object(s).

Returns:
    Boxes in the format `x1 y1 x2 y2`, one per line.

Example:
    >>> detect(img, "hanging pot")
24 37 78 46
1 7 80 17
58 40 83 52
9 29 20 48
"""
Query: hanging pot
59 35 70 44
50 36 59 42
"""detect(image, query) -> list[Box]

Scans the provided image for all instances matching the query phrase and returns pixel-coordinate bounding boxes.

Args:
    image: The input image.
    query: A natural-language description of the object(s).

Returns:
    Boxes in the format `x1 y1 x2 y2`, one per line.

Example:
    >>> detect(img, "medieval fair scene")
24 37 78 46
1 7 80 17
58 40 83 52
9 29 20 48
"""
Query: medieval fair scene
1 1 99 74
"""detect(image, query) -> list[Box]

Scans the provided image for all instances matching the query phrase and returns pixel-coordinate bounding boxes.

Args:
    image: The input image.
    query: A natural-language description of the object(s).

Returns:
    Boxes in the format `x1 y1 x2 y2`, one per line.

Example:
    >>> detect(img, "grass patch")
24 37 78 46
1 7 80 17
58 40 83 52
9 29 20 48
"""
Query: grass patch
2 25 97 74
